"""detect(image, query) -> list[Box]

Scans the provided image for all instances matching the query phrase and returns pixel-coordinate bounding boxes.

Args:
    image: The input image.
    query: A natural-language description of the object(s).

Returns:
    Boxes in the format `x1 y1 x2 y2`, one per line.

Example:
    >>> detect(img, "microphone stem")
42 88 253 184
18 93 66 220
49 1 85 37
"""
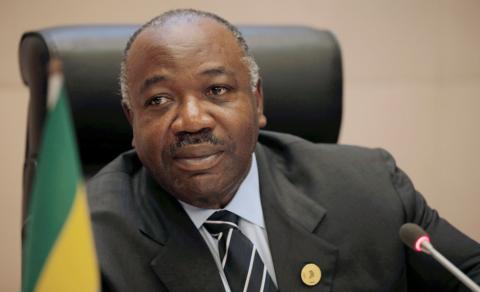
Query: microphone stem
422 241 480 292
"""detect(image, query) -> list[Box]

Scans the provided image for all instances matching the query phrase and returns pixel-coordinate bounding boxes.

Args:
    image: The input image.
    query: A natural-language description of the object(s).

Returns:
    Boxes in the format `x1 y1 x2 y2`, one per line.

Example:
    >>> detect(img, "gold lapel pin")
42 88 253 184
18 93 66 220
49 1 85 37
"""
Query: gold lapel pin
301 263 322 286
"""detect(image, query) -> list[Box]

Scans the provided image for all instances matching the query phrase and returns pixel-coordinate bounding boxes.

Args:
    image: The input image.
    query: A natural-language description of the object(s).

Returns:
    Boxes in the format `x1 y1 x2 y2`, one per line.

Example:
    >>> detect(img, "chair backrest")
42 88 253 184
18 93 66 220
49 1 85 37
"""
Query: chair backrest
19 25 342 218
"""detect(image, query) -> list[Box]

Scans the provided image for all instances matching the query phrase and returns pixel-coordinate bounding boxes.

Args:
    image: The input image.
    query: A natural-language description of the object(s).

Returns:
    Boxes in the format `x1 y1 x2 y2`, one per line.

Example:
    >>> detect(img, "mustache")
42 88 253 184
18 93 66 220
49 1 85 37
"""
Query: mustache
169 129 224 156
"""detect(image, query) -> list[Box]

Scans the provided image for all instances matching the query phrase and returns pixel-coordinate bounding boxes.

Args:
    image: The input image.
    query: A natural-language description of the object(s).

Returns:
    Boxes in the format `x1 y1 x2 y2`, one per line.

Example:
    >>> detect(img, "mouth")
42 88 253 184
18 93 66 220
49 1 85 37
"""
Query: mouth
172 144 224 172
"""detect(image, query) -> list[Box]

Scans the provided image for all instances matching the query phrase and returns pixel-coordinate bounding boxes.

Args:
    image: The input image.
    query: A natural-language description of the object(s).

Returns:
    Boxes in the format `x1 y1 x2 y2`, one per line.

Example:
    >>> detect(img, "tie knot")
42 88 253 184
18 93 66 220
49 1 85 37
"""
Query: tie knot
204 210 239 236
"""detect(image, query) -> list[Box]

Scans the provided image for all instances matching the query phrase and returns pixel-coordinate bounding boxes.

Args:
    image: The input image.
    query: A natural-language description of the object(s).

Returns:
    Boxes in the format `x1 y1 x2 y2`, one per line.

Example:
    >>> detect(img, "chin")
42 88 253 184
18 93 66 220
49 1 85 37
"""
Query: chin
172 174 237 208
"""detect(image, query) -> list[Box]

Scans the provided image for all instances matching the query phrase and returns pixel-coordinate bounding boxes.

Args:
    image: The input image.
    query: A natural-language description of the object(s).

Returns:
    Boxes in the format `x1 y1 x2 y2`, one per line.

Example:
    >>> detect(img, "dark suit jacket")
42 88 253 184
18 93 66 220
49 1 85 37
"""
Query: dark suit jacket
87 131 480 292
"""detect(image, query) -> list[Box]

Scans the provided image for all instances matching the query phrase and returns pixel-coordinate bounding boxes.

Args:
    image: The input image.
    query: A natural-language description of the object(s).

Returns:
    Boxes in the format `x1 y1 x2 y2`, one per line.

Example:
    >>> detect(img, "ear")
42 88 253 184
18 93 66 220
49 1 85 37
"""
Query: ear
121 101 136 148
254 78 267 128
122 101 134 124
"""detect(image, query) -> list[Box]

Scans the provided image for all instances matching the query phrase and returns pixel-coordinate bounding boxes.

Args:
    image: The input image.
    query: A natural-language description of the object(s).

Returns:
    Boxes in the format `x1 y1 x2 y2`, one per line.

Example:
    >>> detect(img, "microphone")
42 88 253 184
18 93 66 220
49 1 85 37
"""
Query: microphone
399 223 480 292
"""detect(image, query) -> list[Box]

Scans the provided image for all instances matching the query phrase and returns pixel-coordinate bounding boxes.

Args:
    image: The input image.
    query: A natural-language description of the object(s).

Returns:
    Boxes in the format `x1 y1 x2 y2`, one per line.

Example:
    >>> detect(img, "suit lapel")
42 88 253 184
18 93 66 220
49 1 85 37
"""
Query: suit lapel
148 209 224 292
256 144 339 292
135 168 224 292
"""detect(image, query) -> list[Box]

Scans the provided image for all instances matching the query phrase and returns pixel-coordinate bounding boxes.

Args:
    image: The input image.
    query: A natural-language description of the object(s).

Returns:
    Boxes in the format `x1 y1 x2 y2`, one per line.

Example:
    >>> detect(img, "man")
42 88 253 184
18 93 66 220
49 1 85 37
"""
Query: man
87 9 480 292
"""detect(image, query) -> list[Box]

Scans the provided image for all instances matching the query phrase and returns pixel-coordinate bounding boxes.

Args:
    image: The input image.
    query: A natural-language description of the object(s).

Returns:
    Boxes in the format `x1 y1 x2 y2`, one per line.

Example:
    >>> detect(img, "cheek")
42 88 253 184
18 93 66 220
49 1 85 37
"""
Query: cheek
226 111 259 154
133 117 170 157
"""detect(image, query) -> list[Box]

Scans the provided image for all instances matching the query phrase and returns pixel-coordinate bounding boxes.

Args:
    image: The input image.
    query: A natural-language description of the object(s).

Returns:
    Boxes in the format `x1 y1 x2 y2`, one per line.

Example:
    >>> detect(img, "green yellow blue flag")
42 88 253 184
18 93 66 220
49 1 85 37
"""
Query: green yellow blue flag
22 59 99 292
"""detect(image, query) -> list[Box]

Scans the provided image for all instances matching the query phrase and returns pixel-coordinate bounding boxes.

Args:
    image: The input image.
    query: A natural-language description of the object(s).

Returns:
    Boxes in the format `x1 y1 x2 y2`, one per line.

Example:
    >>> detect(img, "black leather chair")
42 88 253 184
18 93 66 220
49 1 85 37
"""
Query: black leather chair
19 25 342 221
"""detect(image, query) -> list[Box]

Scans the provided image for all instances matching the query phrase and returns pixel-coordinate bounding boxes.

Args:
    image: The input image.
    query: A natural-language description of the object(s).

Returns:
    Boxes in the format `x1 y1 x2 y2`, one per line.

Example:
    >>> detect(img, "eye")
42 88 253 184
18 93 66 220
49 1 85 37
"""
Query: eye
145 95 170 107
206 85 229 97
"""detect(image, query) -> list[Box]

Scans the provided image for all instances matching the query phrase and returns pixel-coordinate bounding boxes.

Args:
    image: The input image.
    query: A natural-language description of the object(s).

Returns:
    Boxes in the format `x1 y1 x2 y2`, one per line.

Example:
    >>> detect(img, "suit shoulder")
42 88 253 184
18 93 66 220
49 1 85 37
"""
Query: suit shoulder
86 150 142 211
88 150 141 185
256 131 400 204
90 150 141 177
257 130 387 168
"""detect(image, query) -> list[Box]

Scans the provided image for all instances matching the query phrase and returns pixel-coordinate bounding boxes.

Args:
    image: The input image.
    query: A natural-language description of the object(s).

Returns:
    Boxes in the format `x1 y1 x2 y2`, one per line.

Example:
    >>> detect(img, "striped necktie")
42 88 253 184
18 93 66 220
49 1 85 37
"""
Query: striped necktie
204 210 278 292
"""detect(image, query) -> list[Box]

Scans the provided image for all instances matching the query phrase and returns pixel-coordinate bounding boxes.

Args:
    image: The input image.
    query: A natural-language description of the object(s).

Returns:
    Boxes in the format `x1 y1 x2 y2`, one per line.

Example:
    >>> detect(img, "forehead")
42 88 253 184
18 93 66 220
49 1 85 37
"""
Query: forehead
126 17 247 77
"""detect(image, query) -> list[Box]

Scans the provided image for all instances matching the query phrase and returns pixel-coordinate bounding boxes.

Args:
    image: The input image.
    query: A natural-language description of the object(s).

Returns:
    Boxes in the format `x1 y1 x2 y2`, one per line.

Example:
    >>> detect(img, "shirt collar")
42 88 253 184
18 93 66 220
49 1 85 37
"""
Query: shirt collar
179 154 265 229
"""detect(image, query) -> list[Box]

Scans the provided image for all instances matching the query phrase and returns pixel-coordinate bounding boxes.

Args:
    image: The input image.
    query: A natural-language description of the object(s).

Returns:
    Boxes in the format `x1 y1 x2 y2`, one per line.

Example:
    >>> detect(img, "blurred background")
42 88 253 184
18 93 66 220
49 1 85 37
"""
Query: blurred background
1 0 479 290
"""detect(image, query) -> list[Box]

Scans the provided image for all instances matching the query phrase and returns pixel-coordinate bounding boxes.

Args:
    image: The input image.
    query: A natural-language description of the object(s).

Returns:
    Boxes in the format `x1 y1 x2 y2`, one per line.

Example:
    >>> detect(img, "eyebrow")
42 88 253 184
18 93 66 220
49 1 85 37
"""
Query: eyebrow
139 66 234 94
140 75 168 94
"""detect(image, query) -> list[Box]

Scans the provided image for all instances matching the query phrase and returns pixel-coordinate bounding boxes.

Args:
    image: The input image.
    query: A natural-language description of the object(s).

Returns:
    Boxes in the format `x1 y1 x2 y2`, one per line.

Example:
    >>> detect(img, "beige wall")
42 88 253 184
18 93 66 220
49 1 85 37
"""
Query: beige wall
2 0 479 290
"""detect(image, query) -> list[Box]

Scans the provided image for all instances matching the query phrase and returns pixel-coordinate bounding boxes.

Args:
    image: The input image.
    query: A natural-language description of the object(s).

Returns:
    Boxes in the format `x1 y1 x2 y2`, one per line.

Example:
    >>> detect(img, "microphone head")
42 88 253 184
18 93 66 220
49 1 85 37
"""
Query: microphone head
399 223 430 252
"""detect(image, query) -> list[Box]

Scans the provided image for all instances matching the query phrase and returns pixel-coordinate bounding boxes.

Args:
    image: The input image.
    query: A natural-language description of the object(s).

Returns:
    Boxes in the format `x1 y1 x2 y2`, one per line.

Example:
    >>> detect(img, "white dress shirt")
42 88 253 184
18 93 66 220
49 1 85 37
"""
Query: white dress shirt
179 154 278 292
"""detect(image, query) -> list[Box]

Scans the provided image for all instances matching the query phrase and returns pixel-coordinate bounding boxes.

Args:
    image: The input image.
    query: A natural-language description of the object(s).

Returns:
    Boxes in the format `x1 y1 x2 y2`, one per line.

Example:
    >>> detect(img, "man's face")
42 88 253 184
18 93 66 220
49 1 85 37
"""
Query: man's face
124 18 266 208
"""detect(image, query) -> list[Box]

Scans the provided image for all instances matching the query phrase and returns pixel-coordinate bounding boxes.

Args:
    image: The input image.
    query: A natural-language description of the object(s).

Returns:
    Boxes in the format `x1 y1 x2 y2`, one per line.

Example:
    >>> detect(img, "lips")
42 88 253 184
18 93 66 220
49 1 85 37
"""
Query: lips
172 144 224 171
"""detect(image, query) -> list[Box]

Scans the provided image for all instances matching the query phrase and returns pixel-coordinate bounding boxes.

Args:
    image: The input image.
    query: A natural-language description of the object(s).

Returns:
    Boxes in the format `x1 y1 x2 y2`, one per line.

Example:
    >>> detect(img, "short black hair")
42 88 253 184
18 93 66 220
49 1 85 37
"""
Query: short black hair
120 9 260 107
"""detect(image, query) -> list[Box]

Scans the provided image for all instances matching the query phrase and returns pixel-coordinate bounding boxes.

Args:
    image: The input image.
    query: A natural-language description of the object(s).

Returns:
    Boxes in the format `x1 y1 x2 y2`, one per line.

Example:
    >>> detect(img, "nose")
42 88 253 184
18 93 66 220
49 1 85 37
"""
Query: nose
171 96 215 135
